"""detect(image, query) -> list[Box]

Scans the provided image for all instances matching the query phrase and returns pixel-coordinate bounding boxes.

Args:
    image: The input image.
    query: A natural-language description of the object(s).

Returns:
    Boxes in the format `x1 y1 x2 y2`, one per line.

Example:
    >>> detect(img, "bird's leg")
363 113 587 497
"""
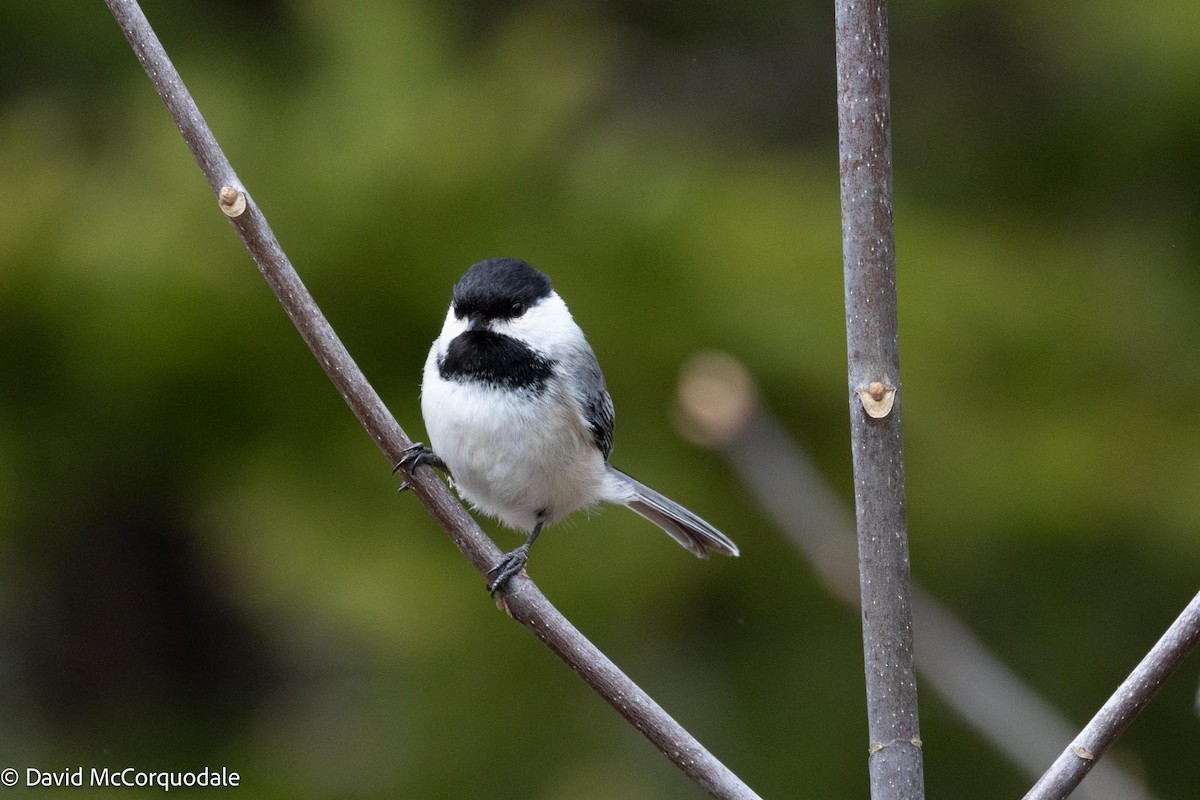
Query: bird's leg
487 518 545 595
393 442 450 492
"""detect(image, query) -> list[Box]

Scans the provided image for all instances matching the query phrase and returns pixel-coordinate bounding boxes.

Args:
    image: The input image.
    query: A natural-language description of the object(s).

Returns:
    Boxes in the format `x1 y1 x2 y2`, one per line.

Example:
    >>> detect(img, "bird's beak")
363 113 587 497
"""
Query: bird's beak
467 313 487 332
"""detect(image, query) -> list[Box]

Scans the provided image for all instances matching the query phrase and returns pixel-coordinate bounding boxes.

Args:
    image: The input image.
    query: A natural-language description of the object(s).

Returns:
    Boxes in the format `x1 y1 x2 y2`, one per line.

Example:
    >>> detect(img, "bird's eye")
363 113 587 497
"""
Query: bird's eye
510 301 526 317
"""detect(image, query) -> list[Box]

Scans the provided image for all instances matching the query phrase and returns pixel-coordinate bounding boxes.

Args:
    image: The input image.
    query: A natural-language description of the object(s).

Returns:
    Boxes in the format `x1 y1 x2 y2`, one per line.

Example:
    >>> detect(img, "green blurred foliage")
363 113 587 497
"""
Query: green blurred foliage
0 0 1197 797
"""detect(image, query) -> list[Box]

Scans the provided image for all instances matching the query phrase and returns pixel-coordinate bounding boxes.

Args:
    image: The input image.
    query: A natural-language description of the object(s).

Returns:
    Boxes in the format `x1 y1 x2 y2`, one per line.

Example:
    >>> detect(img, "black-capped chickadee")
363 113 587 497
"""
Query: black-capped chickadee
400 257 739 594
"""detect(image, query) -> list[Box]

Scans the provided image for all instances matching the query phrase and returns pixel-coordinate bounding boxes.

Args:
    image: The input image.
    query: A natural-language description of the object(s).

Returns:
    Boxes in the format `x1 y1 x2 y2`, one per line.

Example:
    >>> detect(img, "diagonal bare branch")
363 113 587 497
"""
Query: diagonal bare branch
1024 590 1200 800
102 2 759 797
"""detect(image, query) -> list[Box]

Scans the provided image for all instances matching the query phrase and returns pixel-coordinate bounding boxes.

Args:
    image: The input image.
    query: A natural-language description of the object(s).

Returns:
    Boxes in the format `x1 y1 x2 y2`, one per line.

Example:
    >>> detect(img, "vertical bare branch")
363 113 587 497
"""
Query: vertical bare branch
1024 590 1200 800
102 2 759 796
835 0 925 797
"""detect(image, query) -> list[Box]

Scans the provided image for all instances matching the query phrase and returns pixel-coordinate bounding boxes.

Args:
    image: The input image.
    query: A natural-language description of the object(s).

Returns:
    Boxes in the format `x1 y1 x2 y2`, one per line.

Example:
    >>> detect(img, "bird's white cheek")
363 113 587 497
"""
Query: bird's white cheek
496 296 585 354
438 310 467 341
426 316 466 368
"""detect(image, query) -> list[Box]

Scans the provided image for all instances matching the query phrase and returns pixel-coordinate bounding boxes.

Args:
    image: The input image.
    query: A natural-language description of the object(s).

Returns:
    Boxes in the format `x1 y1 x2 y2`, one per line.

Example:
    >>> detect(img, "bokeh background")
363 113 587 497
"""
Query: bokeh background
2 1 1198 797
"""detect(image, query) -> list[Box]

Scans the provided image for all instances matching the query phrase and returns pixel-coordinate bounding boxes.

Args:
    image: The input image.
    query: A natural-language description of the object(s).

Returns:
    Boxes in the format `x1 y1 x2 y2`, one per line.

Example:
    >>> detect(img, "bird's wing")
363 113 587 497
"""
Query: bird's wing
574 349 615 461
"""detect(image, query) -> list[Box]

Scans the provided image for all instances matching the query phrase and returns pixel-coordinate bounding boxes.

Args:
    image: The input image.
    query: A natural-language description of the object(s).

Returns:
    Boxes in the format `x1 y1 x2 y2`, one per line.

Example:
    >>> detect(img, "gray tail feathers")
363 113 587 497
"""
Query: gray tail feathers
610 467 739 558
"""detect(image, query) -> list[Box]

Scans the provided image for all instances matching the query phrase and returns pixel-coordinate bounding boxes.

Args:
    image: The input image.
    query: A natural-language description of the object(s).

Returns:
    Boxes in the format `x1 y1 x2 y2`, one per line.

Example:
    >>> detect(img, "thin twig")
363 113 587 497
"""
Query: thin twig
834 0 925 796
675 353 1157 800
1024 590 1200 800
102 2 759 797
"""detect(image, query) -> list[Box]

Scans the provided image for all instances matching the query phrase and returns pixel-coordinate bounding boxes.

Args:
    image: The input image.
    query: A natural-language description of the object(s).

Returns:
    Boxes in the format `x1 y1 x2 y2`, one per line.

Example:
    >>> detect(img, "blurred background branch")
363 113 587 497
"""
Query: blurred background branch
674 352 1158 800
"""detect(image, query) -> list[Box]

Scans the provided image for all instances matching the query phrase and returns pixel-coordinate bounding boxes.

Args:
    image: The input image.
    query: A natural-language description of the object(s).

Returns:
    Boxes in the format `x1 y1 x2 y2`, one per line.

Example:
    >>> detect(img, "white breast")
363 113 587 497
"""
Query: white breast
421 352 610 533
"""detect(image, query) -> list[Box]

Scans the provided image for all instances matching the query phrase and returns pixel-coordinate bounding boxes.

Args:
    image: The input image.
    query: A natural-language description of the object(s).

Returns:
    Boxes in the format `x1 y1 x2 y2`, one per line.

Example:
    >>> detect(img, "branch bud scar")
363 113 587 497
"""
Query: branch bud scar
218 185 247 217
858 381 896 418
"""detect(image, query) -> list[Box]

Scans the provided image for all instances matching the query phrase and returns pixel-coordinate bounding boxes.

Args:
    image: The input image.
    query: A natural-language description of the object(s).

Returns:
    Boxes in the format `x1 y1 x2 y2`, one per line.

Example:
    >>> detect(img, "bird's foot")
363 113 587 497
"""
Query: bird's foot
393 442 449 492
486 544 531 595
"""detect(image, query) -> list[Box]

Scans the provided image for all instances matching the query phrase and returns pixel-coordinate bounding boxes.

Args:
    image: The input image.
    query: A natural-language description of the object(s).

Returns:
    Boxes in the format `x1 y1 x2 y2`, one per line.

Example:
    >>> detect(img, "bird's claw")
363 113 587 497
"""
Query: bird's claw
393 442 433 473
392 443 450 488
486 545 530 595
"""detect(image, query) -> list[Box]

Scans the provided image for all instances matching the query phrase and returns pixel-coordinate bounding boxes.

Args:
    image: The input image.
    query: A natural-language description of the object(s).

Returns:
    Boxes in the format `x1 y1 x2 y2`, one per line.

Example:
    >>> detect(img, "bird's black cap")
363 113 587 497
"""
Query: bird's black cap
452 258 553 321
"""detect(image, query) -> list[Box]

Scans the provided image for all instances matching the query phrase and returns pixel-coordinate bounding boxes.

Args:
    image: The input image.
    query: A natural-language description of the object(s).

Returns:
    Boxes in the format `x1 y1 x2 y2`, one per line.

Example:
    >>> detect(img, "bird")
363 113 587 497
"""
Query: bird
398 257 738 594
